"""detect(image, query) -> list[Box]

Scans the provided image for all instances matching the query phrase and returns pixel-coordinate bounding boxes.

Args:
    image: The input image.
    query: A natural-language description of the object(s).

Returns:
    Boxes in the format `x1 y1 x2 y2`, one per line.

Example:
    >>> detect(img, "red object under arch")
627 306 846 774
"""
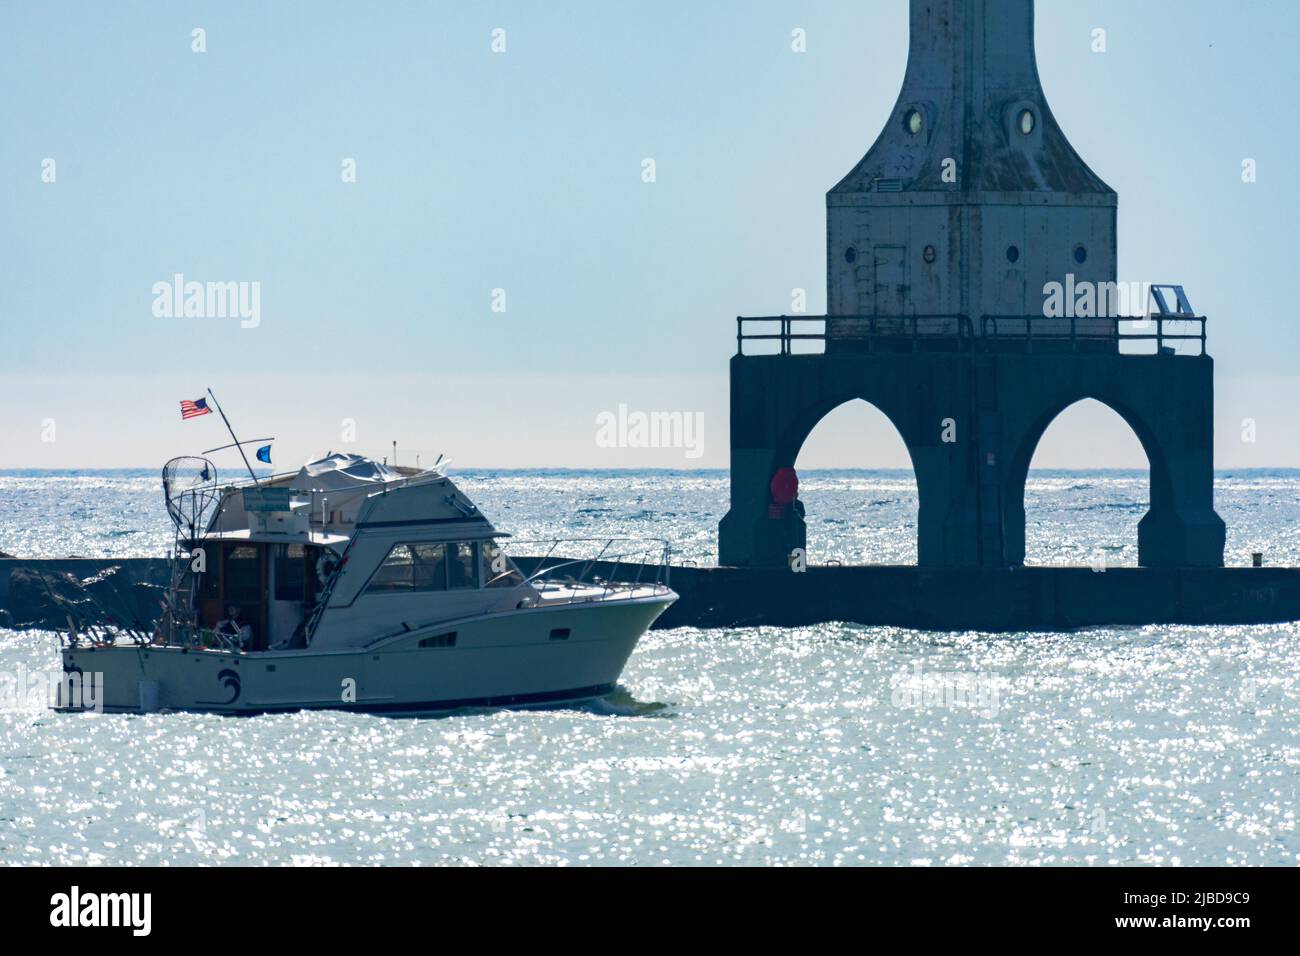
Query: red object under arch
770 467 799 504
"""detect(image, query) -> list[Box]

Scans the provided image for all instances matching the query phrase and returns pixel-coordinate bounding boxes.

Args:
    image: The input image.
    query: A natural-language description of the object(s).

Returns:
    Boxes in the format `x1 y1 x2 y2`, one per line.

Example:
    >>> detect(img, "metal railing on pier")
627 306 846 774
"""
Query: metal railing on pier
735 313 1208 357
979 314 1206 355
736 315 974 354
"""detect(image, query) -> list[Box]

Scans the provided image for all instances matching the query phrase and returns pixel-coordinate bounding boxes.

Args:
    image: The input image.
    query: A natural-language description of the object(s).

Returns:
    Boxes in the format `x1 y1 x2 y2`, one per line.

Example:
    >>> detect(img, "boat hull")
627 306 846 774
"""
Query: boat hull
55 595 673 716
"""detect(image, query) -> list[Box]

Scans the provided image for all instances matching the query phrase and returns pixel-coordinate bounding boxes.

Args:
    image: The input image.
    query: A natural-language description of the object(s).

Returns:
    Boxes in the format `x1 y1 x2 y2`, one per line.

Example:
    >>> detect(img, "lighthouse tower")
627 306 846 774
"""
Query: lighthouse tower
827 0 1116 322
718 0 1225 570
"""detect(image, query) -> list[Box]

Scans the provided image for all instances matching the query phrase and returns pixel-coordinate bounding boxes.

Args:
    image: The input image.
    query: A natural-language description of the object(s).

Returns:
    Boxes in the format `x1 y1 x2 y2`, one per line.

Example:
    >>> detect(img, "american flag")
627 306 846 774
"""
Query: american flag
180 398 212 420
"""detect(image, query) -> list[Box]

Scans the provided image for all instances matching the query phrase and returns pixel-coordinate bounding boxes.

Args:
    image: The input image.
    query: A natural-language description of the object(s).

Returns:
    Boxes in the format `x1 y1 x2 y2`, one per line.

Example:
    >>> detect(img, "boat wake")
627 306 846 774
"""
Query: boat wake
583 686 673 718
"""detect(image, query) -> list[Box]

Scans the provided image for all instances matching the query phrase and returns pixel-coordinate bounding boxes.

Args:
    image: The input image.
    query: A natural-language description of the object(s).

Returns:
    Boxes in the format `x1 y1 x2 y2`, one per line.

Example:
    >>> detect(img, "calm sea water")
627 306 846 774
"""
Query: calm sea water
2 469 1298 865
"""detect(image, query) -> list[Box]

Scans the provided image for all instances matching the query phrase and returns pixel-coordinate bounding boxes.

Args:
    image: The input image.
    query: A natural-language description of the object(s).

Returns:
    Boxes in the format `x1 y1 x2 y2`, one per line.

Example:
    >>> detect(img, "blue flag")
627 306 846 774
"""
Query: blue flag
256 445 272 464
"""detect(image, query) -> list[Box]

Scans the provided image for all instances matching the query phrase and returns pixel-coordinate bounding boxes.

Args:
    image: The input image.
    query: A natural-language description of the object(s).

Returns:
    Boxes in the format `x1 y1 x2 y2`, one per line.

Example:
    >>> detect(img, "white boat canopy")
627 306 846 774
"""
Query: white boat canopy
292 452 404 490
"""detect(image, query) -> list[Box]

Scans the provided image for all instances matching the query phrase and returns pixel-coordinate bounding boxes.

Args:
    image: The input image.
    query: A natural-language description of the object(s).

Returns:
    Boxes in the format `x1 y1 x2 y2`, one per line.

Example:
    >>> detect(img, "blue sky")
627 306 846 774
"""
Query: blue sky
1 1 1297 468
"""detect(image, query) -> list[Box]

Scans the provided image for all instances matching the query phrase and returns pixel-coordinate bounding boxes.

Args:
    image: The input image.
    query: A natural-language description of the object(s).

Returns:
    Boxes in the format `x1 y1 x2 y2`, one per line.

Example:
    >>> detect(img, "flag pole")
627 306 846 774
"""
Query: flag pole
201 438 274 456
206 388 260 486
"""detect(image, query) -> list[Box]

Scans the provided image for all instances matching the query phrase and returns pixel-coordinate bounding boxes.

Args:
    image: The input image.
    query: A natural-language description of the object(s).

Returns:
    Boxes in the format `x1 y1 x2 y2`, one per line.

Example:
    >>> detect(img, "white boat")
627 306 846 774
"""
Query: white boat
54 453 676 715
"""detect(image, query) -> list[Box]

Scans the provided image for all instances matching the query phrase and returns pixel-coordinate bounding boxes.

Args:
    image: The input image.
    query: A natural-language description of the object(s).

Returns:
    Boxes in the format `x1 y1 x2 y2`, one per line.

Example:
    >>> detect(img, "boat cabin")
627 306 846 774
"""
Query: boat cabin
183 453 525 651
190 529 521 650
193 533 338 650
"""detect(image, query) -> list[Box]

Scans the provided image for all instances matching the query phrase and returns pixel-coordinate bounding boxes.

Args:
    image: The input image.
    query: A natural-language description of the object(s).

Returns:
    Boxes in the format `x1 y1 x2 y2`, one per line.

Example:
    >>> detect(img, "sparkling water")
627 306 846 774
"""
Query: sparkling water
1 469 1298 865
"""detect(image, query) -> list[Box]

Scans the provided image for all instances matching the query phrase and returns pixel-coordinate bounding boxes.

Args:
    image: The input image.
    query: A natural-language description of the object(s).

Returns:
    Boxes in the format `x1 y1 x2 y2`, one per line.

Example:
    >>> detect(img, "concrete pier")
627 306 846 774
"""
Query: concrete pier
6 556 1300 635
649 565 1300 632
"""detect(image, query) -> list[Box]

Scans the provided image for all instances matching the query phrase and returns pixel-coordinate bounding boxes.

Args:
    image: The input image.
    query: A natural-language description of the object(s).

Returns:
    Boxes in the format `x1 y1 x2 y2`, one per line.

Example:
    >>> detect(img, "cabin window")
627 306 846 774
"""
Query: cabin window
411 544 449 590
447 542 479 589
198 546 219 598
369 545 414 592
273 543 307 600
223 545 261 603
367 542 483 593
418 631 457 648
484 543 525 588
368 543 448 593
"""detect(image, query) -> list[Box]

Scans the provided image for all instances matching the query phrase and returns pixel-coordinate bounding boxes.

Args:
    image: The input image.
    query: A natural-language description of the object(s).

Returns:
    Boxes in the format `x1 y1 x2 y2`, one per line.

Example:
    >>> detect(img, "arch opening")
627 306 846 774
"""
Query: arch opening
793 399 918 565
1020 398 1151 568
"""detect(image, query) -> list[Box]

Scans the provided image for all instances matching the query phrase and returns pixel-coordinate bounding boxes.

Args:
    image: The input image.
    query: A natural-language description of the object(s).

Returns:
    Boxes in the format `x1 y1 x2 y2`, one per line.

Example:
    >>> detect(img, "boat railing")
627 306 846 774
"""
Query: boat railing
56 610 151 650
148 618 245 651
501 537 674 605
213 465 450 507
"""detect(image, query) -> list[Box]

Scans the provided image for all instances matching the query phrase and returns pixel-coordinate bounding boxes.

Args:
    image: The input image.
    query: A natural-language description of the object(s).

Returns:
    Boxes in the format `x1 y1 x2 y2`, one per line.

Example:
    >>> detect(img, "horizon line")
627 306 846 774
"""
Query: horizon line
2 465 1299 474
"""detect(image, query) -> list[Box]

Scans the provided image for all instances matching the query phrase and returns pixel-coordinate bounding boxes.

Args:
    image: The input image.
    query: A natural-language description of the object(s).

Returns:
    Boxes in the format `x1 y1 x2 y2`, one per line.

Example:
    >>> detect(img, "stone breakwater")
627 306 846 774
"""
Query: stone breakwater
8 556 1300 635
0 558 171 632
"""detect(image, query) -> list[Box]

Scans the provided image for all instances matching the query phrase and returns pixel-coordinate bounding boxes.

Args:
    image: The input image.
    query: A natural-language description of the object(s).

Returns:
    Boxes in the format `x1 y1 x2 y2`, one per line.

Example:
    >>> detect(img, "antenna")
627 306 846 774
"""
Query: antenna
205 388 259 486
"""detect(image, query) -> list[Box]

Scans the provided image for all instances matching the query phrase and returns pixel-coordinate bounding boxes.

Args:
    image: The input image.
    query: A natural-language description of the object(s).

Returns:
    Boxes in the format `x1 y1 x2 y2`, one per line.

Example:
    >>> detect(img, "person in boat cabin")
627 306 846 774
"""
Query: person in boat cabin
214 603 253 649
